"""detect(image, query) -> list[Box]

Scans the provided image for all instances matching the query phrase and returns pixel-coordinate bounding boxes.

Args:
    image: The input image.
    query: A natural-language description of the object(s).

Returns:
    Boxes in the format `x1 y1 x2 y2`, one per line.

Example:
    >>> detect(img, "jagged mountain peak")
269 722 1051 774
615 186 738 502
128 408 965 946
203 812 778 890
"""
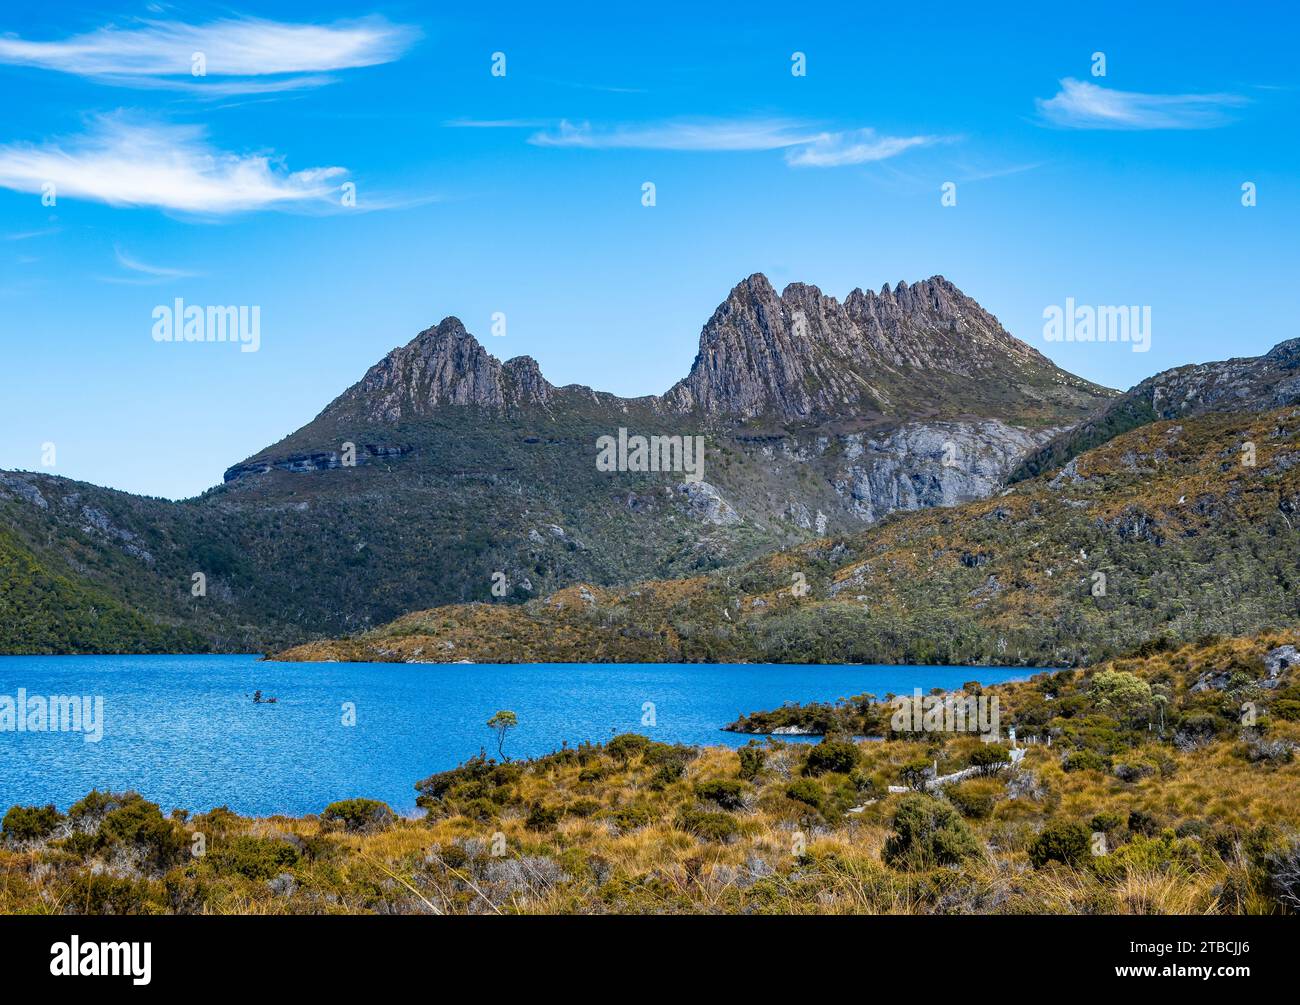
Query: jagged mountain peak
299 273 1109 432
667 274 1099 421
323 317 553 423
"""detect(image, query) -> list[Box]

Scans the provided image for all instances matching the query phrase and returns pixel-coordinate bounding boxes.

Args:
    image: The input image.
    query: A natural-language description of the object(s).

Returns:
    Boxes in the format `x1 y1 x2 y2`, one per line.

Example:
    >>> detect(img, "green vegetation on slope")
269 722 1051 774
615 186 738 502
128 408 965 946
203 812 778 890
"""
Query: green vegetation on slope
278 407 1300 666
0 526 206 655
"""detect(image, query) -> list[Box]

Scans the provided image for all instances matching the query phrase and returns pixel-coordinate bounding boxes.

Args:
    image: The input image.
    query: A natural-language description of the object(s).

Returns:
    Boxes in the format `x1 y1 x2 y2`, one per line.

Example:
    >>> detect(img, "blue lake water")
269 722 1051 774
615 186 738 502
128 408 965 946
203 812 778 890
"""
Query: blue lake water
0 655 1028 816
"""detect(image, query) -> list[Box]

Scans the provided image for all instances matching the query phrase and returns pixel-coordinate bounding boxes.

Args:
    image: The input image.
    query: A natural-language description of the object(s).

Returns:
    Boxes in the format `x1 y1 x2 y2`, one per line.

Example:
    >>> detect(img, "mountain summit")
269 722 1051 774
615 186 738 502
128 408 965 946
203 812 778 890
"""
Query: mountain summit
304 274 1109 433
665 274 1101 421
1 273 1120 654
324 317 554 424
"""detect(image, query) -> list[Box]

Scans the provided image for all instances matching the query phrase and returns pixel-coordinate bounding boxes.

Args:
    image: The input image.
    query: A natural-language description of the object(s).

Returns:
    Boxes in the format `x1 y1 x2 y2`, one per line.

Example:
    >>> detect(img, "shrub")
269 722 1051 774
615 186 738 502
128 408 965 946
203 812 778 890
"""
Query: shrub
1114 761 1156 782
415 754 495 808
882 794 981 868
458 797 498 822
784 779 823 811
675 809 738 842
2 804 63 842
68 790 139 829
1029 821 1091 869
566 798 601 818
643 742 694 770
648 764 684 790
737 741 766 781
1062 749 1111 773
321 799 394 833
1090 811 1125 834
1265 838 1300 912
54 831 97 859
899 759 931 791
606 733 650 767
608 803 655 831
694 779 748 810
851 770 887 800
208 835 301 880
97 798 187 872
525 803 561 831
1128 809 1160 836
61 873 160 915
967 745 1011 776
1092 831 1202 881
804 739 860 777
1089 670 1152 722
945 780 999 819
1272 699 1300 722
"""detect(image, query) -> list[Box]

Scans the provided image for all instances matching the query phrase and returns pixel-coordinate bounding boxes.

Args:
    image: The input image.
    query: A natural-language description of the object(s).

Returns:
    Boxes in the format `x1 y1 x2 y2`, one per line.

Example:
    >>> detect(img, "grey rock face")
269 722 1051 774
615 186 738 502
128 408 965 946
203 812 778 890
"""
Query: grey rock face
1265 645 1299 680
224 444 411 483
1016 338 1300 481
674 481 742 526
1142 339 1300 419
259 274 1109 443
327 317 554 422
826 420 1052 523
0 472 49 509
662 274 1102 421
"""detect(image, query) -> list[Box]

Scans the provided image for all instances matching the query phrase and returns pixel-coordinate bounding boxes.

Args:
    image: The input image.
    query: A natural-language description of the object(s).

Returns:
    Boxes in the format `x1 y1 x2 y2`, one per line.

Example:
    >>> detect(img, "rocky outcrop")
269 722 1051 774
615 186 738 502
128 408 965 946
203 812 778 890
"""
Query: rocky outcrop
827 420 1053 523
224 444 412 483
296 274 1110 430
663 274 1106 421
1013 338 1300 481
325 317 554 423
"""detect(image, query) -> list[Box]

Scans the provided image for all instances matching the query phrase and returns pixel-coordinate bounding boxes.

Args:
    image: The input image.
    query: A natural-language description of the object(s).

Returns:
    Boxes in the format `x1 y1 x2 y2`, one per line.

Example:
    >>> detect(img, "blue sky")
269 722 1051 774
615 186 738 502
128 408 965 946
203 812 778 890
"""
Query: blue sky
1 1 1297 499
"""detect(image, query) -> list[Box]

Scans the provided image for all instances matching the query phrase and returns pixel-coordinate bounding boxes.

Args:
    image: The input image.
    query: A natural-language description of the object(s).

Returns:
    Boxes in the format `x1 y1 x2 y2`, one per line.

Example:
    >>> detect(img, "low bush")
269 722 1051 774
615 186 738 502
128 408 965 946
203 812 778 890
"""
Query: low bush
208 835 301 880
694 779 748 810
737 742 766 781
883 794 981 868
321 799 394 833
2 804 63 842
804 739 860 777
945 779 999 819
675 809 739 842
525 803 561 831
1062 749 1112 773
1028 821 1091 869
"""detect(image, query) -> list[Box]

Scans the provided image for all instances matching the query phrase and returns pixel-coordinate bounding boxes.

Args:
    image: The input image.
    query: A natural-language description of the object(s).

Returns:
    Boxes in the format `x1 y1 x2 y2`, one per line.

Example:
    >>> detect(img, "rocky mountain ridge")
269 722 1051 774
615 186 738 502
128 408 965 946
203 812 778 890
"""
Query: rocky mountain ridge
3 273 1120 653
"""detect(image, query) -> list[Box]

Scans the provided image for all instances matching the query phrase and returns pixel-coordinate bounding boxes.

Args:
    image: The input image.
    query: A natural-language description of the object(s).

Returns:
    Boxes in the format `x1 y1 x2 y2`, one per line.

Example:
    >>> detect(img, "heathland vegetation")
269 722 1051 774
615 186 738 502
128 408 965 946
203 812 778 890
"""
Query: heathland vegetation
4 632 1298 914
278 407 1300 668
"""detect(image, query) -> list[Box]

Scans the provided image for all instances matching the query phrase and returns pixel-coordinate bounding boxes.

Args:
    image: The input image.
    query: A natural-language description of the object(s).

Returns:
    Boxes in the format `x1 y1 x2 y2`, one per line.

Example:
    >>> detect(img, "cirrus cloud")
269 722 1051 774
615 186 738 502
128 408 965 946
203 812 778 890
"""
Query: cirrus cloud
0 15 420 93
1036 78 1248 130
461 117 944 167
783 128 941 167
0 115 347 214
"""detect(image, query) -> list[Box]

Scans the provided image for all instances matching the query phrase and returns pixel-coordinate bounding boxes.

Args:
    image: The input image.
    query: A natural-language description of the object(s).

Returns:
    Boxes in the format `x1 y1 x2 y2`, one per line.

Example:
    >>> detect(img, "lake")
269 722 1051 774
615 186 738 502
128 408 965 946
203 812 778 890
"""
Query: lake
0 655 1029 816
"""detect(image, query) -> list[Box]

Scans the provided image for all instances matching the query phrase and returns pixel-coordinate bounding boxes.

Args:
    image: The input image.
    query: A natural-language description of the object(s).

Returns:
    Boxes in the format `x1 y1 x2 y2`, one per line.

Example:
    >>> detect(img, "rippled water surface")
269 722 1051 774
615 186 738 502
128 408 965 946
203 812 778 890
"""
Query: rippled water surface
0 655 1027 815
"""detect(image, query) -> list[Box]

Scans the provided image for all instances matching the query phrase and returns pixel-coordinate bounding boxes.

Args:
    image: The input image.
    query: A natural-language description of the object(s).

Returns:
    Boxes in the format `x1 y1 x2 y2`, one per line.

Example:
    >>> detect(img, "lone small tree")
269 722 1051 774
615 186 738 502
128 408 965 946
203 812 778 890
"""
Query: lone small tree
487 710 518 760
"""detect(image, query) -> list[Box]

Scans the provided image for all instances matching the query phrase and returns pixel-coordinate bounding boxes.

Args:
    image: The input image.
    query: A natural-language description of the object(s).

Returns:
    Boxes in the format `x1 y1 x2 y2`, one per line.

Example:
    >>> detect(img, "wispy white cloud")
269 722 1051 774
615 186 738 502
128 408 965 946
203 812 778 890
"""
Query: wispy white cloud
784 128 940 167
0 115 347 214
444 118 554 130
111 245 200 281
1036 78 1247 129
0 15 420 93
527 117 820 151
4 227 61 241
457 117 941 166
